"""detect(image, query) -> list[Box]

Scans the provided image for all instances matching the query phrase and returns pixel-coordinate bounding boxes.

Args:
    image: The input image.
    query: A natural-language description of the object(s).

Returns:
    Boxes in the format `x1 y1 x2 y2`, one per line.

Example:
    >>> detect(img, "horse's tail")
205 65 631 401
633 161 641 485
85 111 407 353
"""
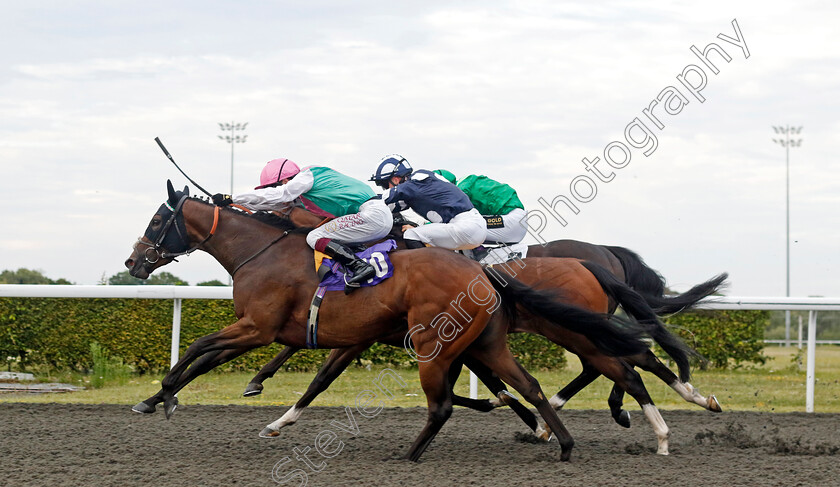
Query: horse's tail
605 245 728 315
482 268 649 358
605 245 666 297
639 273 729 315
580 260 698 382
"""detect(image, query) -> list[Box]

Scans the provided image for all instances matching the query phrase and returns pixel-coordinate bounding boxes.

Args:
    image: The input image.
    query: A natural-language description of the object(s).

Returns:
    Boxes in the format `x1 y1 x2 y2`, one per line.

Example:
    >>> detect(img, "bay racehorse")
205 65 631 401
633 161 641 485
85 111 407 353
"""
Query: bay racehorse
225 206 716 454
124 181 654 461
249 206 725 430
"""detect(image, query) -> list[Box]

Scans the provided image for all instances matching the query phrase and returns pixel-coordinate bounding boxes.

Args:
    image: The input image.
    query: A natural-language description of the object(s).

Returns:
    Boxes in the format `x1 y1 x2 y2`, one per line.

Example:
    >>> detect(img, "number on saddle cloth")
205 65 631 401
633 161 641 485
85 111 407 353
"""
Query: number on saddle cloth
306 239 398 348
317 239 398 291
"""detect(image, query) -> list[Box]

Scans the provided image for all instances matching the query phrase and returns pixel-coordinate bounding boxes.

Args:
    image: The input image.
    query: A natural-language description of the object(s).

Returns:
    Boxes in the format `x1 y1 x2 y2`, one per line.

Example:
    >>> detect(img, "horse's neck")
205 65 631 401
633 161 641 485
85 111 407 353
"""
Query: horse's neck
289 207 328 227
182 201 310 277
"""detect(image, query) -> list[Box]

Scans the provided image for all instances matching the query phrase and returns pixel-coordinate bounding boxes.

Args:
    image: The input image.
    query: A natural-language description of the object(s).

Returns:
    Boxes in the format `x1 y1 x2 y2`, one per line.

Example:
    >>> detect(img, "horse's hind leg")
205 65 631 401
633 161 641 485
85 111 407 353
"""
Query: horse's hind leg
630 350 722 412
594 355 671 455
403 360 455 462
260 344 370 438
244 346 301 397
466 345 575 461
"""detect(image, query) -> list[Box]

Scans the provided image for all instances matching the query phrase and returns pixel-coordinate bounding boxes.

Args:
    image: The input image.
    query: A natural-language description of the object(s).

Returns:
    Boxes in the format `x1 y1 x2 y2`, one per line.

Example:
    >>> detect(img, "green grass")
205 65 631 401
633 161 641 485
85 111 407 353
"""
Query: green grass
2 346 838 413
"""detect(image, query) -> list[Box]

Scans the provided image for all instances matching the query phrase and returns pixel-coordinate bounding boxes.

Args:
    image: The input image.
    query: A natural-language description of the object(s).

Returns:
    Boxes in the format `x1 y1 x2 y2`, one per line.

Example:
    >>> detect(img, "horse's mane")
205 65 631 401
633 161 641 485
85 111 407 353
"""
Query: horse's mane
187 196 313 235
246 210 314 235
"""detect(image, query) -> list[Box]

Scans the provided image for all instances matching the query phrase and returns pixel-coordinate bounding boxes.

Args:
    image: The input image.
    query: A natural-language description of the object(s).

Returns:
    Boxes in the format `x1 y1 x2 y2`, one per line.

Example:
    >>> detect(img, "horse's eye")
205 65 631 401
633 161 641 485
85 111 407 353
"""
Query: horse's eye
151 216 162 227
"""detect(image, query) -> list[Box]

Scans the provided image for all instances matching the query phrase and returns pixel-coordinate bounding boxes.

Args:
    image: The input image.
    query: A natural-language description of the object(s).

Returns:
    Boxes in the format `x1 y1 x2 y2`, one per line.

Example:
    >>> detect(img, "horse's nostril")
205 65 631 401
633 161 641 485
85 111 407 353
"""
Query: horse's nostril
125 258 134 269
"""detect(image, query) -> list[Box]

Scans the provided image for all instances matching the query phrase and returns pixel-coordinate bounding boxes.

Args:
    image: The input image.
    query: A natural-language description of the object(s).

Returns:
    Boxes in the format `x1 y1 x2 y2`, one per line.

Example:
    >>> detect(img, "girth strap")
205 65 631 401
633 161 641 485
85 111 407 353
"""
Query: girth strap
306 286 328 349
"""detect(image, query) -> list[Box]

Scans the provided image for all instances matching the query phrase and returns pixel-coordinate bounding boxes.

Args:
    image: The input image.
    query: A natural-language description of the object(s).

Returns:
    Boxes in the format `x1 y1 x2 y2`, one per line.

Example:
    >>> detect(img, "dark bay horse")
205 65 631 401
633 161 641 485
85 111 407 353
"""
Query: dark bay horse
124 181 653 462
251 207 726 427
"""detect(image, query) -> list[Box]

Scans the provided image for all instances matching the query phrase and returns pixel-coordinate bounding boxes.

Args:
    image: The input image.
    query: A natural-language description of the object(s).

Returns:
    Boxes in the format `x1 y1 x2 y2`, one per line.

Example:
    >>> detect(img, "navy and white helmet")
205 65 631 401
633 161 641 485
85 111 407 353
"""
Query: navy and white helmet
370 154 413 189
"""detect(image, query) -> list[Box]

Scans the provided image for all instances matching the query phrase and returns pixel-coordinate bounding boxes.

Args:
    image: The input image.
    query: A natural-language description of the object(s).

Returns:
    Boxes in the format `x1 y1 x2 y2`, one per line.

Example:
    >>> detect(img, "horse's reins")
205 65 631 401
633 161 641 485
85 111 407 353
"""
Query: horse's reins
230 231 289 276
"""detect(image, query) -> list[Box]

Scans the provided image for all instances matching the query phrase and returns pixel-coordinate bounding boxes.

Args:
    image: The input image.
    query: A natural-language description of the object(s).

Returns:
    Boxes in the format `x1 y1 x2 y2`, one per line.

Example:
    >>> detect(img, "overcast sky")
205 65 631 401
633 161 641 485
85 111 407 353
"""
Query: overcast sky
1 1 837 296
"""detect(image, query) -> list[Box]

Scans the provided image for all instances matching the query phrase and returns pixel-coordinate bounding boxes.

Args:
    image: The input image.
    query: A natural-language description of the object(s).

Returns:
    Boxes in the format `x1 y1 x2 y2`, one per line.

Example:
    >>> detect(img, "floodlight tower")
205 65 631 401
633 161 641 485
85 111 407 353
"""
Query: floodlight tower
772 125 803 347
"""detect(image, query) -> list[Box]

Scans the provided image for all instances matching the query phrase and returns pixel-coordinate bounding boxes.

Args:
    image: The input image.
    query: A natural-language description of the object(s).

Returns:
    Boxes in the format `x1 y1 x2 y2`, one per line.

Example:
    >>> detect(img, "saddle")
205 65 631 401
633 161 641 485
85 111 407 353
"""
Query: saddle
462 242 529 265
305 240 398 349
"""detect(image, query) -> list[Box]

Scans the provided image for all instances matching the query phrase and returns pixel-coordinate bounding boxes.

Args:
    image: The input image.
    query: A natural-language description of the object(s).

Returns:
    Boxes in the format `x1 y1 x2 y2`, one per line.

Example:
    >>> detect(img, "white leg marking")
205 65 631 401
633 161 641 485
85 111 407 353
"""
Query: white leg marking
534 423 552 441
642 404 670 455
548 394 567 410
266 405 302 431
670 381 711 409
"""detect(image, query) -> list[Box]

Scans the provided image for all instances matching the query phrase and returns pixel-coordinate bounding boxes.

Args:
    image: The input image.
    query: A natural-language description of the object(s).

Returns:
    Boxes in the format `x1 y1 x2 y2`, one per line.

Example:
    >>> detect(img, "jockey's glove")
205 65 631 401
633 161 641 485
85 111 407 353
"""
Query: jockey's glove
212 193 233 206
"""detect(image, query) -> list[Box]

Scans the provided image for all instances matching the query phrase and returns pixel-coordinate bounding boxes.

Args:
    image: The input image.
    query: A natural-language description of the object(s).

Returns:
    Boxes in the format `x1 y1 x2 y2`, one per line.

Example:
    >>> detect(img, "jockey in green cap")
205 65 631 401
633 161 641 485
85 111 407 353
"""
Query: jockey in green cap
433 170 527 246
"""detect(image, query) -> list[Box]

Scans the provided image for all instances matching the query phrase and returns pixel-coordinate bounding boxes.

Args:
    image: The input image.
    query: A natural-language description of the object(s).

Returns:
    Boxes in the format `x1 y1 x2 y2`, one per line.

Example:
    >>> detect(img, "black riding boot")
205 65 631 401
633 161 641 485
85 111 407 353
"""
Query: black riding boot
323 241 376 290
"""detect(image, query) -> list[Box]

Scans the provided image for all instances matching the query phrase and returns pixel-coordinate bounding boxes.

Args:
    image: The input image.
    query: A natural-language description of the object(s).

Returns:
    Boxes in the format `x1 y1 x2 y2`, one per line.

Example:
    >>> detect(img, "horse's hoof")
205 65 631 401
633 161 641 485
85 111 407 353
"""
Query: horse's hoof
616 410 631 428
497 390 519 406
260 427 280 438
559 446 573 462
471 399 496 412
708 395 722 412
131 401 156 414
163 397 179 420
243 382 264 397
535 423 552 442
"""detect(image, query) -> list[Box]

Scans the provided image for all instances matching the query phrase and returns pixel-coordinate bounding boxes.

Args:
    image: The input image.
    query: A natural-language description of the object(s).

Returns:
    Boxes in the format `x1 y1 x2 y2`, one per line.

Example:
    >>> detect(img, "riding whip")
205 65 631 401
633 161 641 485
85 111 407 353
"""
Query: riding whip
154 137 213 197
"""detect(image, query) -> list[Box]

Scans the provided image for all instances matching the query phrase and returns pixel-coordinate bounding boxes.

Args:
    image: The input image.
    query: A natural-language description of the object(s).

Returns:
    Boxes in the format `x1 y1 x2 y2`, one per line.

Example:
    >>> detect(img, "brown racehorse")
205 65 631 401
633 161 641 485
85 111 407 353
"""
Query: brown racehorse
230 205 716 454
250 207 725 431
124 181 653 462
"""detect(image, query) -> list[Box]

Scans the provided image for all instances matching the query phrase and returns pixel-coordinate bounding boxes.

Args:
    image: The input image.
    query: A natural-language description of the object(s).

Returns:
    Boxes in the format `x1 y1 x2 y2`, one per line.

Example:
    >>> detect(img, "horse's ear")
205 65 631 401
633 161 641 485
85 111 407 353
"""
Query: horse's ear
166 179 177 204
183 185 190 197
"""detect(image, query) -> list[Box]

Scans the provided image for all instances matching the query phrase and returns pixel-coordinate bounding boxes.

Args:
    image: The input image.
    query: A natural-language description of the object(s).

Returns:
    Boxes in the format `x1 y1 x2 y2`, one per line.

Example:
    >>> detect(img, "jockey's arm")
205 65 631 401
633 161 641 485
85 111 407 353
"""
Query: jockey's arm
233 170 315 211
381 186 410 213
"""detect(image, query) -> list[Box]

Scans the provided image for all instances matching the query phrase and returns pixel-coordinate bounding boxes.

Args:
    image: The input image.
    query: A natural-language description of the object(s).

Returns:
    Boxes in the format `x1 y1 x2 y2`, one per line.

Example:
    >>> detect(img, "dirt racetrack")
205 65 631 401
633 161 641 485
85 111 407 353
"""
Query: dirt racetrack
1 403 838 486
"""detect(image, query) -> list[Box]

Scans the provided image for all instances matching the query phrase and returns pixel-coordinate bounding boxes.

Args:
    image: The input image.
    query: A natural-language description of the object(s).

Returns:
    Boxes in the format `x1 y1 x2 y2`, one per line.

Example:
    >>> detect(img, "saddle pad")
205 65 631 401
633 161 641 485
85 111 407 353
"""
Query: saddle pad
318 239 398 291
479 242 529 265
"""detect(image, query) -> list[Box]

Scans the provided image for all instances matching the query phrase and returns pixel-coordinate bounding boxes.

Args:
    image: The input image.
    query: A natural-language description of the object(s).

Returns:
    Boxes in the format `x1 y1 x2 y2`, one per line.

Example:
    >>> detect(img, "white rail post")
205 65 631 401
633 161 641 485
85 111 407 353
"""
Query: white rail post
797 315 803 349
805 310 817 413
170 298 182 370
469 370 478 399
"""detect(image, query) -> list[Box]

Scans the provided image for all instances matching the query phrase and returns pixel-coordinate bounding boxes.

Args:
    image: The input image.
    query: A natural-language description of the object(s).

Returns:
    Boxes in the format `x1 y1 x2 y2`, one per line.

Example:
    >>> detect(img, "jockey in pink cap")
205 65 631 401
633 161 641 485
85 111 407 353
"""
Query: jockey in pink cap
212 158 393 289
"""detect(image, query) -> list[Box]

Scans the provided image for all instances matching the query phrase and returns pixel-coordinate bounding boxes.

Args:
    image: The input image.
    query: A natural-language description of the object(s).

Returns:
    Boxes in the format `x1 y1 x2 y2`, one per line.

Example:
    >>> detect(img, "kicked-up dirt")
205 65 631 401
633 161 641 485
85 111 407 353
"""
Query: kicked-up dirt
0 403 837 486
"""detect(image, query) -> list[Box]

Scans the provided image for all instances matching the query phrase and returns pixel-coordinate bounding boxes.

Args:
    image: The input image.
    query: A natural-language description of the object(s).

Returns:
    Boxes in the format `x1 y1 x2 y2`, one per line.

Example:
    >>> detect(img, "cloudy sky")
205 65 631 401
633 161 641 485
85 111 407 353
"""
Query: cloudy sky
1 1 837 296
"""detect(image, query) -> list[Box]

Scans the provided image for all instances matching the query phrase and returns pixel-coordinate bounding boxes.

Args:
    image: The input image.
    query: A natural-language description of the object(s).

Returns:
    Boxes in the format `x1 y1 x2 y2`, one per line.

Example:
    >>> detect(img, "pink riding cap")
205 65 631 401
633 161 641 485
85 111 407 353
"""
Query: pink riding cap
255 158 301 189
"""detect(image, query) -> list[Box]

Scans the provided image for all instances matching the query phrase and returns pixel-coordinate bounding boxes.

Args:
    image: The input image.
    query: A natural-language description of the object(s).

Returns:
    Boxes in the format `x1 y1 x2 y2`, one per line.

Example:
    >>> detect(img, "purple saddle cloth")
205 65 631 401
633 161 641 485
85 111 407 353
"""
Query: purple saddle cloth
318 239 397 291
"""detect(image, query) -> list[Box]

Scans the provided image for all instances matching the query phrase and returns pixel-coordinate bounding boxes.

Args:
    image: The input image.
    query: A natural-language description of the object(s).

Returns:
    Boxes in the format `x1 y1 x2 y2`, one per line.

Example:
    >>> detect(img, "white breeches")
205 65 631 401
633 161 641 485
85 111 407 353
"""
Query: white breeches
305 199 393 248
484 208 527 244
403 208 487 250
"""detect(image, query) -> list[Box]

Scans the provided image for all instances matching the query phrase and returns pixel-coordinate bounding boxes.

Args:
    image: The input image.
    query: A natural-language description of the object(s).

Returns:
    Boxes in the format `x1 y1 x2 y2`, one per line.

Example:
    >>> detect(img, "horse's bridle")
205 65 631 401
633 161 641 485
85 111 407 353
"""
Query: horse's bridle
133 195 220 265
134 195 291 276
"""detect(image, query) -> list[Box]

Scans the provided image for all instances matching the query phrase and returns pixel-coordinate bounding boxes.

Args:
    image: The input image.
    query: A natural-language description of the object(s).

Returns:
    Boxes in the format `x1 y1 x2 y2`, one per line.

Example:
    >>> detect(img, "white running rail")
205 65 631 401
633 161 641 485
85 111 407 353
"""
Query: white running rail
1 286 837 411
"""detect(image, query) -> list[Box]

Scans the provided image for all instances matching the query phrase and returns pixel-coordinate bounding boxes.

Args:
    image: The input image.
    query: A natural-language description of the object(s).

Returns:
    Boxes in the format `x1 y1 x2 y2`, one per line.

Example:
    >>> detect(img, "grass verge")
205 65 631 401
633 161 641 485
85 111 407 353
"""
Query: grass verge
1 346 838 413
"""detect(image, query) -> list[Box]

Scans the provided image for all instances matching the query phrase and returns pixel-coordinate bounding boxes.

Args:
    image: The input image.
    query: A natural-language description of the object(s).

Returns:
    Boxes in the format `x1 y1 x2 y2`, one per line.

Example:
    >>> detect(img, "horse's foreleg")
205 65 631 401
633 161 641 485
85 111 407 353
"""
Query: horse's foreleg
447 355 500 412
244 346 301 397
629 350 722 412
548 360 601 410
458 356 542 436
134 318 271 417
260 343 371 438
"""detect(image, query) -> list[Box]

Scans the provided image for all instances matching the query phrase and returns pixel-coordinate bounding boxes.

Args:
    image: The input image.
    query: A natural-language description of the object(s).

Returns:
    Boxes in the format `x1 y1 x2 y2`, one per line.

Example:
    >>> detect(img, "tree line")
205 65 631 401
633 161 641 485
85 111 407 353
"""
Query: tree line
0 268 226 286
